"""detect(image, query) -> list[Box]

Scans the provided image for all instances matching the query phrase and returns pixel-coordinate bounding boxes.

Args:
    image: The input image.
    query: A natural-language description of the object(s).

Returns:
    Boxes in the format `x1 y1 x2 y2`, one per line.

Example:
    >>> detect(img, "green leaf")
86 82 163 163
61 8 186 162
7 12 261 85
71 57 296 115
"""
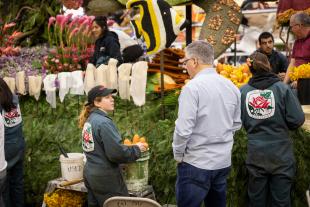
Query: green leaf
45 5 56 16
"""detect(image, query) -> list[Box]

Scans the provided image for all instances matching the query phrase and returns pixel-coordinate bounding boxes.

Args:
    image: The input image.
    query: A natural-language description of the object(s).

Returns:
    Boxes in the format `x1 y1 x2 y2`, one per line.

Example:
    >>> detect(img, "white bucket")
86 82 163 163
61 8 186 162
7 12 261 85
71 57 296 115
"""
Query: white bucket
302 105 310 131
59 153 84 181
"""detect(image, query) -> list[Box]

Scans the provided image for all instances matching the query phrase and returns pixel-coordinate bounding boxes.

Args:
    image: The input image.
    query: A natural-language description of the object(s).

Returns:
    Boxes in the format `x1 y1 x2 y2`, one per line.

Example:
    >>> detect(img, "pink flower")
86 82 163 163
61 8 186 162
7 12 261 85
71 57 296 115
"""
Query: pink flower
64 54 71 59
60 13 73 30
49 48 57 55
71 47 78 53
48 17 56 30
81 18 90 27
78 16 87 24
58 65 63 71
88 16 95 22
68 17 79 29
73 56 79 63
69 28 79 40
56 15 65 26
63 47 71 53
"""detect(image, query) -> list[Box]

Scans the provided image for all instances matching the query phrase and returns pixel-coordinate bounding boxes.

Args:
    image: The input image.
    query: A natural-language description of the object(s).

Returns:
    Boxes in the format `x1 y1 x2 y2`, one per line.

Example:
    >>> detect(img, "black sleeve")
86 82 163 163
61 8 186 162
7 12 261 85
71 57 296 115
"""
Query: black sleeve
285 87 305 130
280 53 289 73
105 36 123 64
99 121 141 163
90 40 100 64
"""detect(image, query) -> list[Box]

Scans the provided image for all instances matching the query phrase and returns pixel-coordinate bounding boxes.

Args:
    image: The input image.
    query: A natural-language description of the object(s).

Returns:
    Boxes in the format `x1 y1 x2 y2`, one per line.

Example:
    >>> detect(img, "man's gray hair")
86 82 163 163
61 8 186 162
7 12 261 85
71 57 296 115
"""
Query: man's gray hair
292 12 310 27
185 40 214 65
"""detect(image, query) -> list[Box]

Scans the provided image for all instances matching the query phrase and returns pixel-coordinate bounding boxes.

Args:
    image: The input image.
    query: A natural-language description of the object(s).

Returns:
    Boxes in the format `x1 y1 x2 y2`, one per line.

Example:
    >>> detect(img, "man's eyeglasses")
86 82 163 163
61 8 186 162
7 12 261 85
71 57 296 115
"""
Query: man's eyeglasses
289 24 301 28
181 58 193 66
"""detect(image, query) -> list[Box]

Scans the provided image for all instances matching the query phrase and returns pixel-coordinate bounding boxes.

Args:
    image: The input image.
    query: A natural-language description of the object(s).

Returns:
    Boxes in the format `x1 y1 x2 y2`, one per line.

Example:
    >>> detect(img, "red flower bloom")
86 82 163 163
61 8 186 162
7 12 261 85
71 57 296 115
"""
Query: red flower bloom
249 96 270 109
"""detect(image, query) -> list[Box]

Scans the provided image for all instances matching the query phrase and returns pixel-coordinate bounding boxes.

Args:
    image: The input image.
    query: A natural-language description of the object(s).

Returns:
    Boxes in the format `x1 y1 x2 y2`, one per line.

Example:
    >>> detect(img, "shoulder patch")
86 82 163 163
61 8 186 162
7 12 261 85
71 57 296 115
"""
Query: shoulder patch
246 89 275 119
82 122 94 152
2 106 22 127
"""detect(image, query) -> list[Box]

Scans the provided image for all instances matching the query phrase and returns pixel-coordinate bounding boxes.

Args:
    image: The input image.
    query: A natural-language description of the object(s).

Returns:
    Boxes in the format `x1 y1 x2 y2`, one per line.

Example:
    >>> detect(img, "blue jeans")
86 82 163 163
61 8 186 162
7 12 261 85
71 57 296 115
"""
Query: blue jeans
176 162 230 207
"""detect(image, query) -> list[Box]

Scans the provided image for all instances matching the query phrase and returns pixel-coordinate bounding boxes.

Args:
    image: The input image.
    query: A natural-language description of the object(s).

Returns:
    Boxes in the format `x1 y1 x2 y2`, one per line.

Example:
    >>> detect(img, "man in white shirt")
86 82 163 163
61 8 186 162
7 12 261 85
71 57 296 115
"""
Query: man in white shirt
0 113 7 207
172 41 241 207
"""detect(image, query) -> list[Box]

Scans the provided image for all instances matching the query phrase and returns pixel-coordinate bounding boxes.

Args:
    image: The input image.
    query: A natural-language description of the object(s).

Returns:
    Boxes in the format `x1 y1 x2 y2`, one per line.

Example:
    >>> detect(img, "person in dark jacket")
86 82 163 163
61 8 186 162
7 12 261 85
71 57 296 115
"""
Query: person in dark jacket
90 16 123 67
0 113 6 207
0 78 25 207
240 52 305 207
257 32 288 80
79 85 146 207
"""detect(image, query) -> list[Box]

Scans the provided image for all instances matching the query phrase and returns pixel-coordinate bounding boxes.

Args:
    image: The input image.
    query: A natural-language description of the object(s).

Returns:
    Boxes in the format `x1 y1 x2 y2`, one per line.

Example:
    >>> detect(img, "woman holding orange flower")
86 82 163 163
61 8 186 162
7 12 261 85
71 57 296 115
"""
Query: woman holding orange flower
79 85 146 207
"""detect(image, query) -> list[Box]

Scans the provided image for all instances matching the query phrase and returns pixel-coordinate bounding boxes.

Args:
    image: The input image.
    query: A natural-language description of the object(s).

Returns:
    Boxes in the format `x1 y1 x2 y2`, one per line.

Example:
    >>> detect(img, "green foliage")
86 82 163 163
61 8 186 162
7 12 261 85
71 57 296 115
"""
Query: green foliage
227 129 248 207
20 95 84 205
20 93 310 206
0 0 61 46
291 129 310 206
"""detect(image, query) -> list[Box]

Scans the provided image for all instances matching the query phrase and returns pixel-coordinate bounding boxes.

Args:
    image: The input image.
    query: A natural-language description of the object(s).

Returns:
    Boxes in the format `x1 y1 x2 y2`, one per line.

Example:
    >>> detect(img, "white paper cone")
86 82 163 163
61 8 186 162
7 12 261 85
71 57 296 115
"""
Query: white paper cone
28 76 42 101
16 71 26 95
58 72 72 102
43 74 57 108
3 77 16 94
84 63 96 94
107 58 118 90
118 63 132 100
70 70 84 95
95 64 108 87
130 61 148 106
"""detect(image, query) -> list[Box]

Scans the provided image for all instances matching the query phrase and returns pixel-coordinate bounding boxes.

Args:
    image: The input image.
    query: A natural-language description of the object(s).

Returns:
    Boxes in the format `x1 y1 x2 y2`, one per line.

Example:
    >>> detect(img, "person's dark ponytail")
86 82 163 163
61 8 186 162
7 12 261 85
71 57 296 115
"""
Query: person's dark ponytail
0 78 16 112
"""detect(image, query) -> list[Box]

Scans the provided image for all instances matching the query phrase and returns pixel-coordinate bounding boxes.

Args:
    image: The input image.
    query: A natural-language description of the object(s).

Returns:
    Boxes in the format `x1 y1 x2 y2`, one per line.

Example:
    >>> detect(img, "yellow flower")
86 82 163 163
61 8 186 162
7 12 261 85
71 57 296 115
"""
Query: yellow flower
217 64 252 87
44 189 85 207
289 63 310 81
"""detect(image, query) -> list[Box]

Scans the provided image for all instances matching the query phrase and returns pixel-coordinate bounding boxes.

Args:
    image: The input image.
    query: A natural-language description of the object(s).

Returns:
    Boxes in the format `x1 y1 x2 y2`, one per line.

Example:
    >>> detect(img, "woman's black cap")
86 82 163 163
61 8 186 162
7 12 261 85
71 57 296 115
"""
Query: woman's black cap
85 85 117 106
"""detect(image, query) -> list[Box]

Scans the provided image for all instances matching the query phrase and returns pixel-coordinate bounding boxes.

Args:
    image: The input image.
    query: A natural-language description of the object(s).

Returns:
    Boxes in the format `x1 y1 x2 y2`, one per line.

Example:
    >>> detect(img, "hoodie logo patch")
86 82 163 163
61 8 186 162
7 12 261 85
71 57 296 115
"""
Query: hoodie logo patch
246 89 275 119
2 106 22 127
82 122 94 152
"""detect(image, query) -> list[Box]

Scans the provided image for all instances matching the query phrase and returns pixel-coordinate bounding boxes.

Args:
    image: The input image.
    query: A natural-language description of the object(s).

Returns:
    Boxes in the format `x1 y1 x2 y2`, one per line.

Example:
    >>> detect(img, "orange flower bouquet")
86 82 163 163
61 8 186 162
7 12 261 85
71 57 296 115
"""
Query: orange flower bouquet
216 63 252 88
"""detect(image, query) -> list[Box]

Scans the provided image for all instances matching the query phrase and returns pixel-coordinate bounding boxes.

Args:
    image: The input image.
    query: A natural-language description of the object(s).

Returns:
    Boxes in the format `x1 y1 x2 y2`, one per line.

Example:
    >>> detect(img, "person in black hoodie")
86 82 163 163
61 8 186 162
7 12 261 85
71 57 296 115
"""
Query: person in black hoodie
240 52 305 207
90 16 123 67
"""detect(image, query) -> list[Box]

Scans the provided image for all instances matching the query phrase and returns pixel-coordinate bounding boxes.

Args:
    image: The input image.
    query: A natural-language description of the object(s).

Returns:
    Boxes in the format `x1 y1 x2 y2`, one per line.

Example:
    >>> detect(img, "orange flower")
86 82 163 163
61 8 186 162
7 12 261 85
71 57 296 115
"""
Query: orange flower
2 22 16 32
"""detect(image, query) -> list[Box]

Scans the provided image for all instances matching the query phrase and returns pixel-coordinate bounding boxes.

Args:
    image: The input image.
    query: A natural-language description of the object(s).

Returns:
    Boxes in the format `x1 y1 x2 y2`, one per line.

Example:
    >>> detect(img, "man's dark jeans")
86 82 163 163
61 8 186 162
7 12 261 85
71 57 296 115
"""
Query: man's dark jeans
176 162 230 207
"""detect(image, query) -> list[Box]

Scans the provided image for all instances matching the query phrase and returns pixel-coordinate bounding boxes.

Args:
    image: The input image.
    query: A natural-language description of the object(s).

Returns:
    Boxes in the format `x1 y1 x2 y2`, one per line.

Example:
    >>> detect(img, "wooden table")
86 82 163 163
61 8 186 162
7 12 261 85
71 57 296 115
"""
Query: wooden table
42 178 155 207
